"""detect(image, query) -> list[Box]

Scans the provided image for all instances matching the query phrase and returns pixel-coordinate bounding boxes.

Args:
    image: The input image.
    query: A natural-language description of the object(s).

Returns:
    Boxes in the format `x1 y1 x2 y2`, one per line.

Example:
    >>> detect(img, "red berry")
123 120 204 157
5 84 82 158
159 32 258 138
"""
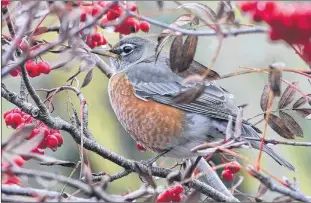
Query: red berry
239 1 258 12
53 133 63 147
80 10 87 22
46 135 59 151
3 175 20 185
157 192 170 202
89 40 97 49
3 110 11 119
10 113 23 128
98 36 107 45
5 113 13 126
139 21 150 32
127 2 137 11
13 156 25 167
92 32 102 42
106 5 122 21
172 184 184 194
9 69 19 77
171 193 182 202
25 60 40 77
37 61 51 74
136 143 146 152
226 161 241 173
221 169 234 181
92 6 101 16
1 0 10 7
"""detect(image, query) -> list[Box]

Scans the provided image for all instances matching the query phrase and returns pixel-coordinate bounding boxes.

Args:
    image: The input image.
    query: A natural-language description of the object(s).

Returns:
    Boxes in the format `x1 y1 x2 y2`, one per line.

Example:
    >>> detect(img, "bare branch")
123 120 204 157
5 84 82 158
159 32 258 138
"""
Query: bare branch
247 166 311 202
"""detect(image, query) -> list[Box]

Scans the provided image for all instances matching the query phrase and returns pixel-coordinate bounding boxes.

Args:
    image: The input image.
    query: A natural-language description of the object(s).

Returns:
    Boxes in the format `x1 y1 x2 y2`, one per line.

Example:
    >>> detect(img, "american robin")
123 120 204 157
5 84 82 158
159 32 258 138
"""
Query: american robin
106 36 295 171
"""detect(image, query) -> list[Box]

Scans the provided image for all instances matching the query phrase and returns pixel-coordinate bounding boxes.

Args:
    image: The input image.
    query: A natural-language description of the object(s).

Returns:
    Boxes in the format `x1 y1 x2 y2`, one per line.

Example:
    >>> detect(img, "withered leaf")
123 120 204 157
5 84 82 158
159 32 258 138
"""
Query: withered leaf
267 114 295 139
272 195 292 202
256 183 268 198
155 35 172 64
81 69 93 88
169 36 183 73
295 108 311 119
293 94 311 108
184 190 201 203
156 1 164 10
260 84 273 111
279 111 303 137
278 82 298 109
173 84 205 104
269 62 285 96
177 3 217 23
178 60 206 77
178 35 198 72
269 67 281 97
216 1 225 20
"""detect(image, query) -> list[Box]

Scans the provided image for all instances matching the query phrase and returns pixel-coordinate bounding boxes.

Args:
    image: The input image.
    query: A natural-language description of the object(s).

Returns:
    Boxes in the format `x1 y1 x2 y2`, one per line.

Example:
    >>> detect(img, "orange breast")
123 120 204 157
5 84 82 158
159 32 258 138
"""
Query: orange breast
108 73 184 151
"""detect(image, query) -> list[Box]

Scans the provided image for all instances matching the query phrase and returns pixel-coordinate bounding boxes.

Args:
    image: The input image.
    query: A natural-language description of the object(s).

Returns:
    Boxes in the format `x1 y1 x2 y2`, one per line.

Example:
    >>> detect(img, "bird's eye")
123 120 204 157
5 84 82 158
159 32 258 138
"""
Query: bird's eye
122 46 133 54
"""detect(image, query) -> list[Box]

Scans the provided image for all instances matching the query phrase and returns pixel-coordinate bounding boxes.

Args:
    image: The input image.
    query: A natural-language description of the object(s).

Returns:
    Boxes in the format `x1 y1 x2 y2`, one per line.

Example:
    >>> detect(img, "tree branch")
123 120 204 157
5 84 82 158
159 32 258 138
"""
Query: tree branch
247 166 311 202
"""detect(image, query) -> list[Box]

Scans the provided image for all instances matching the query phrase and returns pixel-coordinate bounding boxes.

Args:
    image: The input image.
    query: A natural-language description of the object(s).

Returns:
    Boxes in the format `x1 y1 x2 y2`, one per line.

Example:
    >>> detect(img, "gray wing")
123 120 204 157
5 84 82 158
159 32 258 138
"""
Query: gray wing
126 57 242 122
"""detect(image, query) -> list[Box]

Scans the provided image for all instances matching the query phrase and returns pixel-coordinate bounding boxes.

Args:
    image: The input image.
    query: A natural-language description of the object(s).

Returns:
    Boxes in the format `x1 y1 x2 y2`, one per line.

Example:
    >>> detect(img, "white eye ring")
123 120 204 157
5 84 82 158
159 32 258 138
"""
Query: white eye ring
120 44 135 56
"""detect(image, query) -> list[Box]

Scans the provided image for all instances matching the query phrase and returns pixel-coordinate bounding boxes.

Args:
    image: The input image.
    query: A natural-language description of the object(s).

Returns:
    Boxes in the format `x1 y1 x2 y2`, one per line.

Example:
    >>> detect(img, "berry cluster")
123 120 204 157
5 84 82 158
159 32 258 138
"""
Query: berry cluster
86 31 107 48
221 161 241 181
157 184 184 202
2 156 25 185
9 60 51 78
3 108 63 160
239 1 311 64
79 1 150 48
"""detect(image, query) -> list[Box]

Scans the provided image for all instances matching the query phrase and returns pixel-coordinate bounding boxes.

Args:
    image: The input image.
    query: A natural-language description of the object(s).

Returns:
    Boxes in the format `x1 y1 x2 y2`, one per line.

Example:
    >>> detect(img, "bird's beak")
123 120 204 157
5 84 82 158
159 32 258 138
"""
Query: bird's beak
90 48 120 58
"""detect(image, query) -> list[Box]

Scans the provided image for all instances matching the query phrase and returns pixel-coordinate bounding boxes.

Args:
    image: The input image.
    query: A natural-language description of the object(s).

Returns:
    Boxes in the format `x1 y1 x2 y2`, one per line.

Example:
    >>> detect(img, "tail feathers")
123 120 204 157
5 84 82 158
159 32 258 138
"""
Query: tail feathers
243 125 296 172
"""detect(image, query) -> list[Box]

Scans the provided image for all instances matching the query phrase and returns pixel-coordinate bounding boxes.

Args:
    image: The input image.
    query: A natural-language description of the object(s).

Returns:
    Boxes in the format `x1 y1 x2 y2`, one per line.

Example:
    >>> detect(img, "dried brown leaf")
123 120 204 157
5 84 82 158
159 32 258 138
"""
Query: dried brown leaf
81 69 93 88
178 60 220 81
256 183 268 198
156 1 164 10
260 84 273 111
267 114 295 139
293 94 311 108
269 68 281 97
278 82 298 109
295 108 311 119
170 36 183 73
279 111 303 137
155 35 172 64
172 84 205 104
216 1 225 20
178 35 198 72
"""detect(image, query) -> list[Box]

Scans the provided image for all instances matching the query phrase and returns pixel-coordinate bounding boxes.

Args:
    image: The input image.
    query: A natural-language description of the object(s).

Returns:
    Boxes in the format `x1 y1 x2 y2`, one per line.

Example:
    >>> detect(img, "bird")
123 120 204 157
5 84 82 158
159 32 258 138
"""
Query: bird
106 36 295 171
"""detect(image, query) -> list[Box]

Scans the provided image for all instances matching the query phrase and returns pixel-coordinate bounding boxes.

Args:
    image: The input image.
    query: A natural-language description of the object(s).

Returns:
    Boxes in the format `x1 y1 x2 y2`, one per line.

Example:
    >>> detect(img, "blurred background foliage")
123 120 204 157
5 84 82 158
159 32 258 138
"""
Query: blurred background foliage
2 1 310 199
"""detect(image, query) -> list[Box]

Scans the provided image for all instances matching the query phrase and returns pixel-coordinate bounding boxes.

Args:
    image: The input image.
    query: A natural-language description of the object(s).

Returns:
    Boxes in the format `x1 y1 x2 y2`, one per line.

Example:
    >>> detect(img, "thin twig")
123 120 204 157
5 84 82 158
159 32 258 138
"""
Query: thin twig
243 137 311 147
247 166 311 202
